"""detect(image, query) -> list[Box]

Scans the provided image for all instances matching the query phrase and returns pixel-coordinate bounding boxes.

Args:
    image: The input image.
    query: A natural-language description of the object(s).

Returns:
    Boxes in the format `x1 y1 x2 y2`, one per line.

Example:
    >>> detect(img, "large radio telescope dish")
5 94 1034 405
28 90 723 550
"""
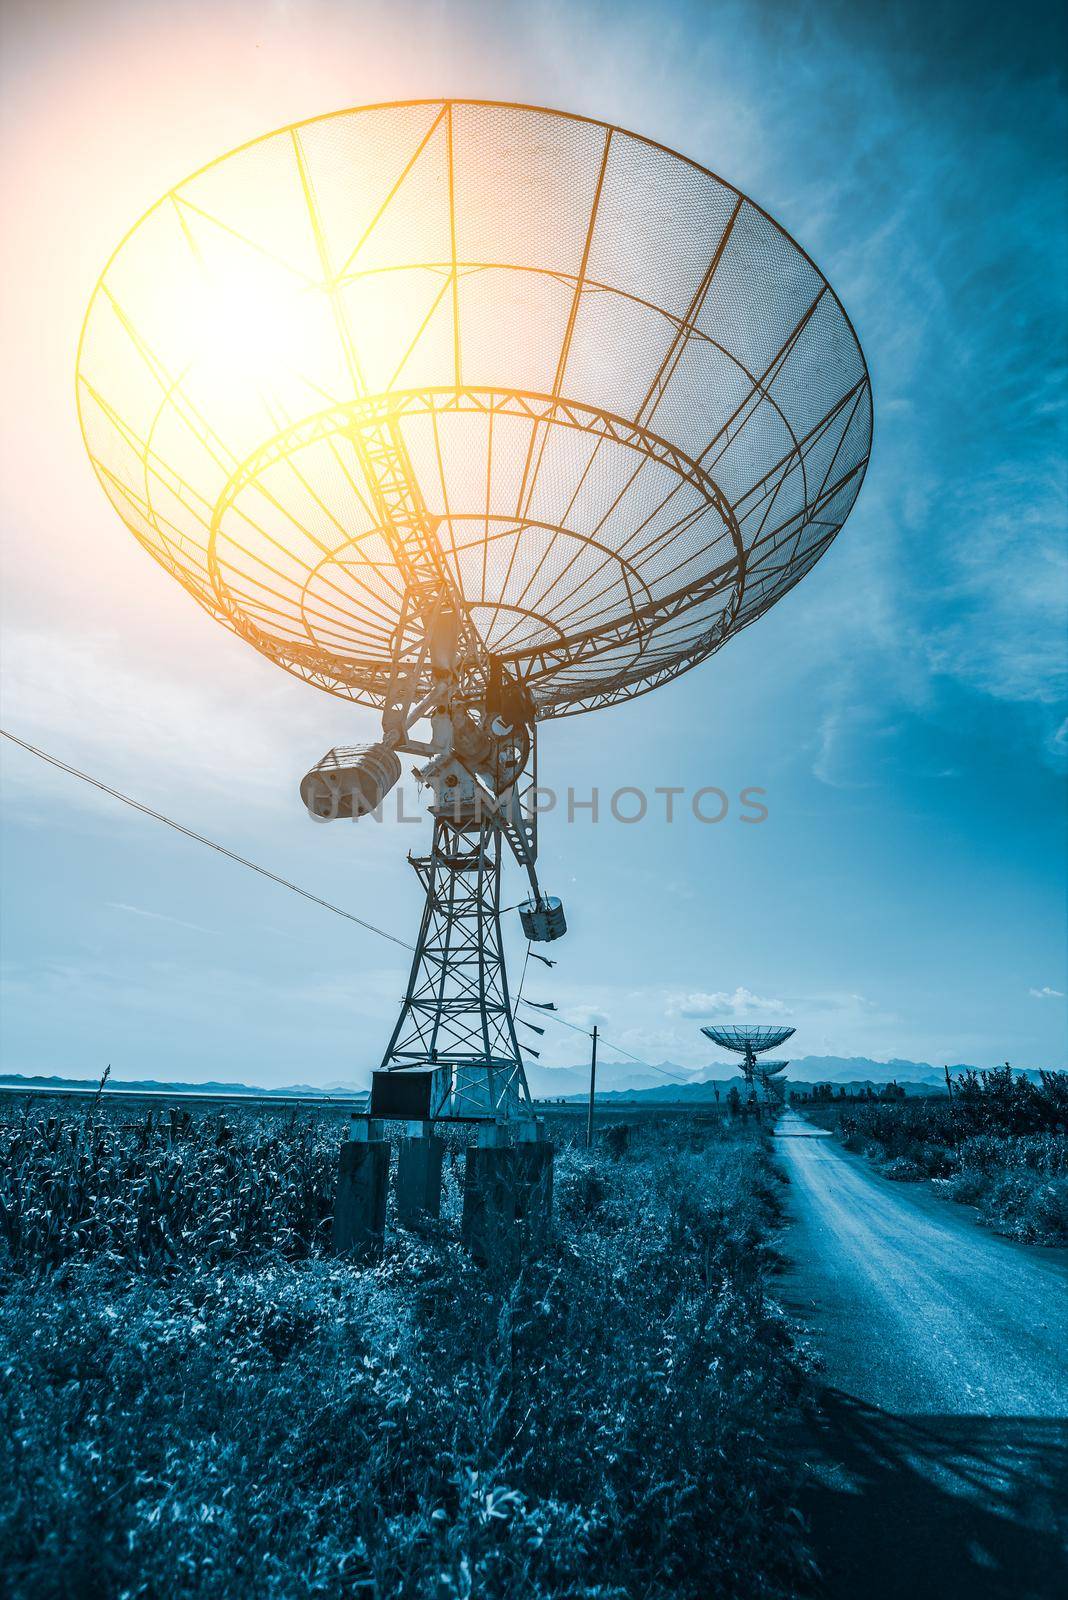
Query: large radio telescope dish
77 99 871 719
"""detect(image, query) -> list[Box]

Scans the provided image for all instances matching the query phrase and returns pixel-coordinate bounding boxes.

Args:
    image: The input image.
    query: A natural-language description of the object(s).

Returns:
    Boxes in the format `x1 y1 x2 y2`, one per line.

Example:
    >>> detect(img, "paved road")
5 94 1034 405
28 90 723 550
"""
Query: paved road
774 1110 1068 1600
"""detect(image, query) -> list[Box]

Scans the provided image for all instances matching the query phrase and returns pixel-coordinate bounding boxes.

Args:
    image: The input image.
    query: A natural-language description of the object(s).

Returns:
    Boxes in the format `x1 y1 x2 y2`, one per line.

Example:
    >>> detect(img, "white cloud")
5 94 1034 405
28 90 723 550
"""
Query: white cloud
1029 986 1064 1000
107 902 218 936
670 987 789 1020
812 702 890 789
0 628 313 817
562 1007 609 1030
924 464 1068 713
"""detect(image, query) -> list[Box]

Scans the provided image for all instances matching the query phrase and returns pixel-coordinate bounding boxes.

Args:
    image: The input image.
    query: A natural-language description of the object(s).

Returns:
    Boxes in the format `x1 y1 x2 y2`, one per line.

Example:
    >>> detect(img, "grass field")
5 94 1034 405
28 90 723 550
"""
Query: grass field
0 1098 812 1599
800 1069 1068 1245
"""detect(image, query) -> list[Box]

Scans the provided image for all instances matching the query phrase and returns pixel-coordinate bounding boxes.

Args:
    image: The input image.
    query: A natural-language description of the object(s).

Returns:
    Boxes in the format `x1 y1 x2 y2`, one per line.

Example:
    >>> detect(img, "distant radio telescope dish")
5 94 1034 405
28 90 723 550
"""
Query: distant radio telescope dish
702 1024 796 1094
78 101 868 1130
701 1025 795 1056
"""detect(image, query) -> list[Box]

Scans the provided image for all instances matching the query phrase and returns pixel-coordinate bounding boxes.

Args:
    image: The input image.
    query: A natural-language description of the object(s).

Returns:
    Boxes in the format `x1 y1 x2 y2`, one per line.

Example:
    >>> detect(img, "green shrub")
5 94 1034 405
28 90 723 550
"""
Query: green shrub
830 1081 1067 1244
937 1133 1068 1243
601 1122 632 1160
882 1155 925 1181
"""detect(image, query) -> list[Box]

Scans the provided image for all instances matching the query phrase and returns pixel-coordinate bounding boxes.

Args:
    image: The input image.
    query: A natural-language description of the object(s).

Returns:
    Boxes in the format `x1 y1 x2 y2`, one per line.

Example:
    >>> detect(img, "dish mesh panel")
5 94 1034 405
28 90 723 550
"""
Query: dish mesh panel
78 101 871 716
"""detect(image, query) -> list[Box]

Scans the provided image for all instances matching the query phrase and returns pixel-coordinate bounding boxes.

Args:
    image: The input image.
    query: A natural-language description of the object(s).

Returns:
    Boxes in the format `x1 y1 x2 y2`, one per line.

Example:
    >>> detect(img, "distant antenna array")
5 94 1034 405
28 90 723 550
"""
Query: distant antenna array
756 1058 790 1105
78 100 870 1126
701 1024 796 1102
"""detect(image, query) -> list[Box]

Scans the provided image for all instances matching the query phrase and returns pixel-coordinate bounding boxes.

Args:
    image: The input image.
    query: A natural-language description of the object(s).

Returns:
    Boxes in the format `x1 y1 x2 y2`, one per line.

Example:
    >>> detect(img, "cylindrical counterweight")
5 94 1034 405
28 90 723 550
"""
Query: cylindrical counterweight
300 743 402 821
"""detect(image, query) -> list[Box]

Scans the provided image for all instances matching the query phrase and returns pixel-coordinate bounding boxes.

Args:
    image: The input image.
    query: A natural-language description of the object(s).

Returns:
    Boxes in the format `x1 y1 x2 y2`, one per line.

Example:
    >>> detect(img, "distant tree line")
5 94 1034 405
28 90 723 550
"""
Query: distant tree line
790 1081 906 1104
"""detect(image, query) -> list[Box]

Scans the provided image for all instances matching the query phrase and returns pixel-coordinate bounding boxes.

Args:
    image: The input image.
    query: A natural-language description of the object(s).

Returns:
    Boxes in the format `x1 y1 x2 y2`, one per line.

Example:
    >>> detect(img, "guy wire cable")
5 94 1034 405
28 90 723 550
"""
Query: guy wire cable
0 728 415 953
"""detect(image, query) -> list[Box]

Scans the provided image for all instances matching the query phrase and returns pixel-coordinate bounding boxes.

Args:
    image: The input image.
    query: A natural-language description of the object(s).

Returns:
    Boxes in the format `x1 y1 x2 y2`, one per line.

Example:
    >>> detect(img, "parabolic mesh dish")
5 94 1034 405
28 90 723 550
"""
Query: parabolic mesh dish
77 100 872 718
759 1059 790 1076
701 1025 796 1055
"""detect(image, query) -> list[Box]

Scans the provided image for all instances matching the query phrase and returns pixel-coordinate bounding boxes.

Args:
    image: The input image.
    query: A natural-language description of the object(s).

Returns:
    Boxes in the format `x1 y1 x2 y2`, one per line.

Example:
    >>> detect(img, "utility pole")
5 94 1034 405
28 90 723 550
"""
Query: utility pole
586 1025 598 1149
944 1064 957 1149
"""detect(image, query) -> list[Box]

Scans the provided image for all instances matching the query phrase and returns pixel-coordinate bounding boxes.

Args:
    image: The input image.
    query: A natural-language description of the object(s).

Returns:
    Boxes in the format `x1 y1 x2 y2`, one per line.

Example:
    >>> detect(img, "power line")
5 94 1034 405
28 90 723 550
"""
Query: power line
521 1000 689 1085
0 728 415 953
2 726 688 1084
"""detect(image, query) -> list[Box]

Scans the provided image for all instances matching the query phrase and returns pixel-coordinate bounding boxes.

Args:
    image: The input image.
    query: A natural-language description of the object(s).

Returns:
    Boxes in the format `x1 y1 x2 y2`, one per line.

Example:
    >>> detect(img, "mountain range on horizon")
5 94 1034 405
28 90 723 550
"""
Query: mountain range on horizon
528 1056 956 1098
1 1055 1058 1104
524 1054 1058 1097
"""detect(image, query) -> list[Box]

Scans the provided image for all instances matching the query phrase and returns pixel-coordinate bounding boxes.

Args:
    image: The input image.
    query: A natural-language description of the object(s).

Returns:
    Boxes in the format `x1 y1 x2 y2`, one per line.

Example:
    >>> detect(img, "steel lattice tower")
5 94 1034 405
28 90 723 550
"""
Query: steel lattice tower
380 811 531 1120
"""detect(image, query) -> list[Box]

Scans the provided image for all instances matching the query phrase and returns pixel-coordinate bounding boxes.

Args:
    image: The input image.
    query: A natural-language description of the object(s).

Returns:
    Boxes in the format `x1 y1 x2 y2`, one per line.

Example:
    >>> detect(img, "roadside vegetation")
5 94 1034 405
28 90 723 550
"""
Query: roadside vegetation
0 1099 812 1599
803 1068 1068 1245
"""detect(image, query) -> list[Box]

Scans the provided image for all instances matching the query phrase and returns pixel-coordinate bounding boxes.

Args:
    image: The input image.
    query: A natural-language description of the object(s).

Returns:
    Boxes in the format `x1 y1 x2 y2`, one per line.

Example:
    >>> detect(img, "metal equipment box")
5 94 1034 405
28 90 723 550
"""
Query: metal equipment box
370 1065 450 1120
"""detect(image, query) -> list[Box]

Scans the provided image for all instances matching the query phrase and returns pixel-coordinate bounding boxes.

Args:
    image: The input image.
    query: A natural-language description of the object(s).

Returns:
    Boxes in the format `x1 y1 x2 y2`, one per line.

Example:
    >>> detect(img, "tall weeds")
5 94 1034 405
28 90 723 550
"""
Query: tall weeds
0 1106 810 1599
0 1102 333 1271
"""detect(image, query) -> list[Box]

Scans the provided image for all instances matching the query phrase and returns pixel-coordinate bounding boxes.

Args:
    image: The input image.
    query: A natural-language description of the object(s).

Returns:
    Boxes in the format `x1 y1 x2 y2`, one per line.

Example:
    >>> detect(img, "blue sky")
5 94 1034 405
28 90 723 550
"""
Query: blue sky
1 0 1065 1085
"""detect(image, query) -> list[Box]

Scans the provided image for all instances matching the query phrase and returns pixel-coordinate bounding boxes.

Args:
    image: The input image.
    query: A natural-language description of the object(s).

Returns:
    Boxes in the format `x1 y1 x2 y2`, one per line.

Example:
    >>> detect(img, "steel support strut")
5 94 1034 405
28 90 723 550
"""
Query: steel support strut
380 811 533 1122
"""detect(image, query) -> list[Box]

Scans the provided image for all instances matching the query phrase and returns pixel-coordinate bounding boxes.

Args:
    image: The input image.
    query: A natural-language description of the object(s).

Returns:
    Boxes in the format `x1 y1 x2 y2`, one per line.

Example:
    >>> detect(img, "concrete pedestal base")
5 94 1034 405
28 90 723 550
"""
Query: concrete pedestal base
461 1140 554 1263
332 1138 389 1260
461 1146 515 1264
396 1133 445 1223
514 1141 554 1249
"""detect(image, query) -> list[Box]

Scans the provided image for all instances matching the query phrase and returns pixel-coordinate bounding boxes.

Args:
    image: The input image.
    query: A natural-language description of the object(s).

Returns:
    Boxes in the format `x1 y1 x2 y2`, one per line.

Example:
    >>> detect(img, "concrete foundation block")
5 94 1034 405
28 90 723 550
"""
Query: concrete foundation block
332 1138 390 1260
461 1145 517 1264
461 1140 554 1262
396 1134 445 1223
513 1140 554 1247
